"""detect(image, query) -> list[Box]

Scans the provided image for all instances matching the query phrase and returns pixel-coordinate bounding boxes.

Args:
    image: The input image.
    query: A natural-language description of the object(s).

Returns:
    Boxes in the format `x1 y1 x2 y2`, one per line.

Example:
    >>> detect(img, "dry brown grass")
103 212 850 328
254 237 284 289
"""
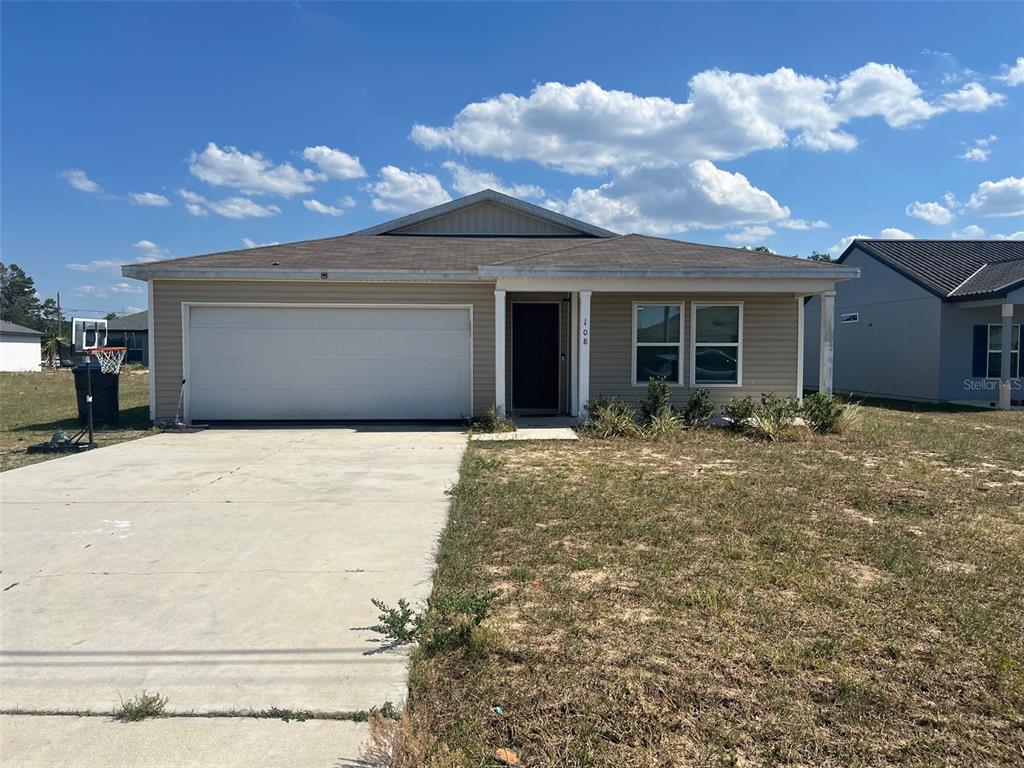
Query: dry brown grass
400 404 1024 767
0 369 154 471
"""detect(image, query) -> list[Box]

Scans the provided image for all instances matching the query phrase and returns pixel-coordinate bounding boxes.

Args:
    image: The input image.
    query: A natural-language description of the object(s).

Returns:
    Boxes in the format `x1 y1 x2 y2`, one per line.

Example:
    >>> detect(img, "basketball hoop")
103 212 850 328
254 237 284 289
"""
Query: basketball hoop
90 346 127 374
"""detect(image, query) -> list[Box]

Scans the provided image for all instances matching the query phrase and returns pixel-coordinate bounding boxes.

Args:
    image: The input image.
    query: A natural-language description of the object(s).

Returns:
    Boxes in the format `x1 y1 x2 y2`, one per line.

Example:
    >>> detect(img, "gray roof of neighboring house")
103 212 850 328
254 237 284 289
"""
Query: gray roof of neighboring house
106 310 149 331
124 233 853 280
842 239 1024 301
0 320 43 336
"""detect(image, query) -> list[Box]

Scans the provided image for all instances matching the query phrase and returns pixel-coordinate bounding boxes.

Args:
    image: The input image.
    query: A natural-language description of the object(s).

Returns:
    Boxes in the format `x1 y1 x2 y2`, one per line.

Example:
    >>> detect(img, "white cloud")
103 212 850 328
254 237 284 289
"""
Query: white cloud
966 176 1024 217
73 282 144 298
205 196 282 219
131 239 169 263
550 161 790 235
412 65 1003 175
241 238 280 249
369 166 451 213
937 81 1005 112
441 161 545 198
65 259 123 273
777 218 828 230
60 169 102 193
178 189 210 216
992 230 1024 240
905 200 954 225
997 57 1024 86
725 225 775 245
951 224 987 239
880 227 915 240
129 192 171 207
960 147 990 162
189 142 324 196
302 197 355 216
184 203 209 217
301 146 366 180
829 234 871 255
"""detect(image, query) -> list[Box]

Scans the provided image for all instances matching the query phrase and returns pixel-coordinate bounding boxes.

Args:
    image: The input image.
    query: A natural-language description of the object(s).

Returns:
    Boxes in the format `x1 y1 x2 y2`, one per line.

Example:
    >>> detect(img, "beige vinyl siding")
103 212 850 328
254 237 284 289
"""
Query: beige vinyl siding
393 201 580 236
505 293 571 413
589 293 799 406
151 280 495 420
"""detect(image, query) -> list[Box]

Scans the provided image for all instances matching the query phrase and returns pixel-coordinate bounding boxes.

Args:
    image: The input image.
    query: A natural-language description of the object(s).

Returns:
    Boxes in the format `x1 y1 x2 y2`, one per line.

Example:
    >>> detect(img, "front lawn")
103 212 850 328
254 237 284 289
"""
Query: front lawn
0 369 154 471
395 404 1023 766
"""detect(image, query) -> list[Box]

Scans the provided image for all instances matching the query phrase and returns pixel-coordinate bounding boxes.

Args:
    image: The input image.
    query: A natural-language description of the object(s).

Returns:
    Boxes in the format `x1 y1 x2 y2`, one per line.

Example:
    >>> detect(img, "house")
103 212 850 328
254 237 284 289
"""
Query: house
122 190 858 423
804 240 1023 410
106 310 149 365
0 320 42 372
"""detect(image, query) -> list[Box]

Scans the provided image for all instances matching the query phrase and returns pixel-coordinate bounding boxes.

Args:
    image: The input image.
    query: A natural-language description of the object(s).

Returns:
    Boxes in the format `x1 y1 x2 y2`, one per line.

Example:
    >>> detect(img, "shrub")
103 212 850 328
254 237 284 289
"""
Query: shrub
644 410 685 438
721 395 756 431
471 406 516 434
745 392 800 441
681 388 715 427
639 377 672 423
370 598 424 646
834 402 863 435
584 396 644 438
112 691 168 722
801 392 846 434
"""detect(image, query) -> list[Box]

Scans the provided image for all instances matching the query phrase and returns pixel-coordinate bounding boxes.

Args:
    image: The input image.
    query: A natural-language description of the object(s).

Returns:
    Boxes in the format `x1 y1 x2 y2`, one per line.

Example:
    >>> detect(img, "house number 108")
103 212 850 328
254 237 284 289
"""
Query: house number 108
582 319 589 345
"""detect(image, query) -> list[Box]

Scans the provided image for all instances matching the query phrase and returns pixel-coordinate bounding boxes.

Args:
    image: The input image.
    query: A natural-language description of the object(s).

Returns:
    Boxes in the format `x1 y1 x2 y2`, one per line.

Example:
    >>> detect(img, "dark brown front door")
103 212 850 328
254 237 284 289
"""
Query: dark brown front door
512 303 560 412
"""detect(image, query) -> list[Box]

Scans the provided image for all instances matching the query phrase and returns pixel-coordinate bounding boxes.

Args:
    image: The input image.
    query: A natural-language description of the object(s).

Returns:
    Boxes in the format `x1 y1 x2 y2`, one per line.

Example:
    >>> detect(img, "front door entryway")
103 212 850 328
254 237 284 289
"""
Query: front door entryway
512 302 560 412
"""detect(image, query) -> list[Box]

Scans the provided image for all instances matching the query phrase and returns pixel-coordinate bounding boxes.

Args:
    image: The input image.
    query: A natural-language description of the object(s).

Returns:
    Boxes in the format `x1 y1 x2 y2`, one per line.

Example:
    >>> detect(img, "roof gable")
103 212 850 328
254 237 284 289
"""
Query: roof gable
349 189 616 238
839 239 1024 301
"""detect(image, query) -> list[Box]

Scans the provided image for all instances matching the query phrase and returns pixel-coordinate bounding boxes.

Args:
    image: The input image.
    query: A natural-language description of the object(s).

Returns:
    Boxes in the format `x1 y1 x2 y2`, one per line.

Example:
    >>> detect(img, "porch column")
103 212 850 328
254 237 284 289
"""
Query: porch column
999 302 1013 410
578 290 591 417
819 289 836 395
494 290 506 415
796 295 805 402
570 291 579 416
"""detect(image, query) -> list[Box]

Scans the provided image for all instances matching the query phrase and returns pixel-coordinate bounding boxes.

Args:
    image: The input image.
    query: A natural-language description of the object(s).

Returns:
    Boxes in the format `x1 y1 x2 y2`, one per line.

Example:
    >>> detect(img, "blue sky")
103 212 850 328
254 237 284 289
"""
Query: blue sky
2 1 1023 316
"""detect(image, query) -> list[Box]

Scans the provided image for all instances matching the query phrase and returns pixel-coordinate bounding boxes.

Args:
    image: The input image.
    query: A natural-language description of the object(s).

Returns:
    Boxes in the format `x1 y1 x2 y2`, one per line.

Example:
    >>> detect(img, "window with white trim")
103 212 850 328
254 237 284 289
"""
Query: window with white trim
988 324 1021 379
633 303 683 384
692 303 742 386
840 312 859 323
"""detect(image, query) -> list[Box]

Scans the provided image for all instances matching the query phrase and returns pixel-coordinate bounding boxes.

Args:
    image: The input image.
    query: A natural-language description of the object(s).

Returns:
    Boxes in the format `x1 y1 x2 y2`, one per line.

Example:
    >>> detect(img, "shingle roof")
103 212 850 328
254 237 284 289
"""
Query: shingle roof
488 233 842 272
141 236 591 272
106 310 149 331
127 233 849 278
843 240 1024 300
0 320 43 336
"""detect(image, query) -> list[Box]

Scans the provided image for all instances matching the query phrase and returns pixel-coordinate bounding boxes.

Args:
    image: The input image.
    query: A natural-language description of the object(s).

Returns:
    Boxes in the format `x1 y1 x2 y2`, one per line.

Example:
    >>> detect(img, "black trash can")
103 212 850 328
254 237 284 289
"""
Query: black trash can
73 362 120 426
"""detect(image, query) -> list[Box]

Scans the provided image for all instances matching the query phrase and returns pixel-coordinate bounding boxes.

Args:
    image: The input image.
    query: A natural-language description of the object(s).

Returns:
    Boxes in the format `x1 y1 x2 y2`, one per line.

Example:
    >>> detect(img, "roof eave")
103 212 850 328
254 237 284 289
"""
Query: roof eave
122 265 485 282
480 265 861 280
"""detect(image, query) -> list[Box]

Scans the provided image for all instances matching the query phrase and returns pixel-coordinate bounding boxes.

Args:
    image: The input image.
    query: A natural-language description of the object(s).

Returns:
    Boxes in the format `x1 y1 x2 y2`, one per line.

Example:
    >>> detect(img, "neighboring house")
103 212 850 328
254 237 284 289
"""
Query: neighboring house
804 240 1023 410
106 310 149 365
123 190 858 422
0 321 42 372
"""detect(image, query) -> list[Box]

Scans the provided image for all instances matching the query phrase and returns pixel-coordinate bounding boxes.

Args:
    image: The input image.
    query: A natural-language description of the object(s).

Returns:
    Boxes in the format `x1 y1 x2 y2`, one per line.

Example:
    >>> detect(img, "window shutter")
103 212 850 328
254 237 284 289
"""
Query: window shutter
972 325 988 378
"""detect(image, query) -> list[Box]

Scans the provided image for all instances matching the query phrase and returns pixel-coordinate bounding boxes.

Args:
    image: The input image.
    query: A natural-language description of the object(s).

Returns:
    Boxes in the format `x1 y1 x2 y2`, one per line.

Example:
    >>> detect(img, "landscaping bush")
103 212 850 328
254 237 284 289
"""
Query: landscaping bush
801 392 846 433
721 395 756 431
746 392 800 442
470 406 516 434
644 410 685 438
639 377 672 422
583 396 644 438
681 388 715 427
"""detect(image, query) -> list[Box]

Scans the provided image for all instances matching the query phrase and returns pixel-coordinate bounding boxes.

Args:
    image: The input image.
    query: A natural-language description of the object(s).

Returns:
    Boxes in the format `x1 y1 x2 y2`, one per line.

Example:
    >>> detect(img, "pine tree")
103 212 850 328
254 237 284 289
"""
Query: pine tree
0 263 43 329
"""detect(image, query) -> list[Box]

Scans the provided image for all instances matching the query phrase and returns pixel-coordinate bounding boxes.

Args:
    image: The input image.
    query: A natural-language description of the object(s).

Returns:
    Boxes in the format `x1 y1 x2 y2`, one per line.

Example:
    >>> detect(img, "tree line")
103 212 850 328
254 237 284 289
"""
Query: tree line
0 263 64 332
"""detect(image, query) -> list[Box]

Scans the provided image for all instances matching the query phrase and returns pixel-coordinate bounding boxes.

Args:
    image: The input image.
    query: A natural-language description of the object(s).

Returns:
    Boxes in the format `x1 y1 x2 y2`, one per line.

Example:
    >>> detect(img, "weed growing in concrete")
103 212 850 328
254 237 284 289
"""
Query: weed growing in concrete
112 691 168 722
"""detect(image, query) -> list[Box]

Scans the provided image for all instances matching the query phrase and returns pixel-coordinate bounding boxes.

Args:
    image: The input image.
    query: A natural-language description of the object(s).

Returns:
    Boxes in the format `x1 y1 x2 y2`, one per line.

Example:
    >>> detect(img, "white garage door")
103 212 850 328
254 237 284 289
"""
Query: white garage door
187 305 472 420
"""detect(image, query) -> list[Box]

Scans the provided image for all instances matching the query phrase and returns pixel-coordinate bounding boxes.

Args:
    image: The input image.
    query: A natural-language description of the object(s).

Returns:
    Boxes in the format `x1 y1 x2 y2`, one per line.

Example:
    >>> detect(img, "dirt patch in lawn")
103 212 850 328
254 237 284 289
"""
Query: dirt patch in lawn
392 404 1023 767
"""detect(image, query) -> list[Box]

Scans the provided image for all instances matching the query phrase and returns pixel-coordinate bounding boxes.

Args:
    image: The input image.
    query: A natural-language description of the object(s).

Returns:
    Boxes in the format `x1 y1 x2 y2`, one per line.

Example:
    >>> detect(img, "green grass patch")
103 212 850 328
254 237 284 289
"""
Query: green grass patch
396 403 1024 766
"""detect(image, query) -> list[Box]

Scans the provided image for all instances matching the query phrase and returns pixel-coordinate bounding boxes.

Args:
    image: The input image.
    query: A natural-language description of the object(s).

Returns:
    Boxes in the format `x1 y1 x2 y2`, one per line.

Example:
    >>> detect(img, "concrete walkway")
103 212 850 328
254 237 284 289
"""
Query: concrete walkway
0 425 466 766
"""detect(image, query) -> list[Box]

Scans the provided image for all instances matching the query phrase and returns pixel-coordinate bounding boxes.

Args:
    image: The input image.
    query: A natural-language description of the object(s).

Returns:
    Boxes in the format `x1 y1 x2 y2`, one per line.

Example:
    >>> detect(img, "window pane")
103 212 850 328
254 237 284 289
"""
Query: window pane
1014 326 1021 353
989 325 1002 353
636 305 680 343
696 305 739 344
988 351 1001 379
695 345 739 383
636 346 679 382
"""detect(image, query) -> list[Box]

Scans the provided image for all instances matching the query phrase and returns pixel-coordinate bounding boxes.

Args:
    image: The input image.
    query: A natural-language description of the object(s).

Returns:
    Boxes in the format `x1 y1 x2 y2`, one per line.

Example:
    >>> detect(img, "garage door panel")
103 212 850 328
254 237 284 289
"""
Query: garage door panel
187 306 472 420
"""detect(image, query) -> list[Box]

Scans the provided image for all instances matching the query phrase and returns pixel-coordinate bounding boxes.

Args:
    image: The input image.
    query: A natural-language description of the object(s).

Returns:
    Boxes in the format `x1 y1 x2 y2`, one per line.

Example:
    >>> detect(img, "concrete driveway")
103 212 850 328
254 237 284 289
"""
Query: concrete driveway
0 425 466 766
